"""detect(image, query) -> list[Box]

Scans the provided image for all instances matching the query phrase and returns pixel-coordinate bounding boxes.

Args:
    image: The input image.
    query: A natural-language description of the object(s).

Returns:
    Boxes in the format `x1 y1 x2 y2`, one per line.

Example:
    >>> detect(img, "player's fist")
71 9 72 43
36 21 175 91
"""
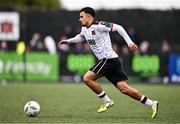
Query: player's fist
58 40 68 46
128 43 138 54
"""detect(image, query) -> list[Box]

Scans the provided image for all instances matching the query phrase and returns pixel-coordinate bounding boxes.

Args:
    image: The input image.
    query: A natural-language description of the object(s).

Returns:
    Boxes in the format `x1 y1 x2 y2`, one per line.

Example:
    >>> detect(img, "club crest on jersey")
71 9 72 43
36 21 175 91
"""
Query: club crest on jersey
91 30 96 35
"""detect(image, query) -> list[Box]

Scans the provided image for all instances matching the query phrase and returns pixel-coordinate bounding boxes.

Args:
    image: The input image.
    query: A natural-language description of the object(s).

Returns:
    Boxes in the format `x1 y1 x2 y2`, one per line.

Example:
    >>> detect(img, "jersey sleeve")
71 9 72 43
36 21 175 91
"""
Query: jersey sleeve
99 21 113 32
112 23 133 45
68 28 85 43
68 34 85 43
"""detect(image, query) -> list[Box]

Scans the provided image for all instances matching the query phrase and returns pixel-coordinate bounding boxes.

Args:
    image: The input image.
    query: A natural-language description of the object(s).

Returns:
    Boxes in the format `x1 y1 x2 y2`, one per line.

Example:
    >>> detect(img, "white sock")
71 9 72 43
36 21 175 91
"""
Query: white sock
145 98 153 107
97 91 111 103
140 95 153 107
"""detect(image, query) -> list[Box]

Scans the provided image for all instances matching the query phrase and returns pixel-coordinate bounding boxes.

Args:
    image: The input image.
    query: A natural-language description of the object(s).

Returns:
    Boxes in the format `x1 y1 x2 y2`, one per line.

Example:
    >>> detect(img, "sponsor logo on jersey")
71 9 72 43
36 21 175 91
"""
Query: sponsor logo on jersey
87 39 96 45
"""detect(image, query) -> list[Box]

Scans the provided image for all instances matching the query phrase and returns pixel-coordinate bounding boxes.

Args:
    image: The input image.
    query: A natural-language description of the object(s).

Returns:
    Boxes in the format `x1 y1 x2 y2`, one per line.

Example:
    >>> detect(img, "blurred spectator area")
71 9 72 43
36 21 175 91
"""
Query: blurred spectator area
22 9 180 51
0 8 179 52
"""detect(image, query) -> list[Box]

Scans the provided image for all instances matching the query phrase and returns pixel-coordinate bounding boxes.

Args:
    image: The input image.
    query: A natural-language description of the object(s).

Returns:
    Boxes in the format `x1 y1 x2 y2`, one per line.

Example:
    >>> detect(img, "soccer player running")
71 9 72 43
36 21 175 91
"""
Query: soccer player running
58 7 158 118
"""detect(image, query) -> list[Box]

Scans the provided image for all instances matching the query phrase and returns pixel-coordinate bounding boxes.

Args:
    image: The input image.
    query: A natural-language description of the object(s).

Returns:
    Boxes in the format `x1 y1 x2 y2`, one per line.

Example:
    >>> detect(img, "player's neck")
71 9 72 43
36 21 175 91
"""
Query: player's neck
86 19 94 28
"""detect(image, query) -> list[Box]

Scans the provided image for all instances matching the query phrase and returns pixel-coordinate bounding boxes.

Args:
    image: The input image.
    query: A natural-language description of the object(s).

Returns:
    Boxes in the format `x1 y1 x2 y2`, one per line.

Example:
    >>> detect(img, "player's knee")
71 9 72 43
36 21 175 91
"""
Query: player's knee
83 75 91 84
119 88 128 94
117 82 128 94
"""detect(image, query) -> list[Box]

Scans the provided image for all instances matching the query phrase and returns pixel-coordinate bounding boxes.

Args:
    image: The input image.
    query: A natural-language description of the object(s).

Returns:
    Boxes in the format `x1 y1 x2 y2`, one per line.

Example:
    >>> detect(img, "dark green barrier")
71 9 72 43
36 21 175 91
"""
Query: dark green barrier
132 54 160 76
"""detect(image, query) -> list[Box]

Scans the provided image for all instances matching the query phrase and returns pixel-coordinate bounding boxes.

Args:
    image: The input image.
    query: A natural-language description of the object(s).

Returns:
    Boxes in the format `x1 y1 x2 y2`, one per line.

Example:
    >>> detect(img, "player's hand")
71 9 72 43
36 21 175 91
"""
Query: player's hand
58 40 68 47
128 43 139 54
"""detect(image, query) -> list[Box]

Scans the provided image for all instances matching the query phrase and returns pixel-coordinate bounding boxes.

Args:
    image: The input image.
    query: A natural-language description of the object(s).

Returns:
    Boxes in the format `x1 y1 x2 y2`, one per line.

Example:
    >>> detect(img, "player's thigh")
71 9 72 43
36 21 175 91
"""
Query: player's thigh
84 70 103 81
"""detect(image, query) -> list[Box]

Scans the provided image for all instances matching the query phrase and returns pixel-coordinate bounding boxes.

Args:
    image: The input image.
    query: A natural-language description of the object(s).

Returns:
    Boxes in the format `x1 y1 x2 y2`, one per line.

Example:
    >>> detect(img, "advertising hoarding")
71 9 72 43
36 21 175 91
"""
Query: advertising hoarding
169 53 180 83
0 12 20 41
0 53 59 80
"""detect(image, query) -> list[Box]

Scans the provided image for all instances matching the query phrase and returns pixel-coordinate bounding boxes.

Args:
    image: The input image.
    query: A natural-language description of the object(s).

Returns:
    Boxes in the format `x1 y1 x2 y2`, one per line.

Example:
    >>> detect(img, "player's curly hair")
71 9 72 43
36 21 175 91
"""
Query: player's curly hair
80 7 95 17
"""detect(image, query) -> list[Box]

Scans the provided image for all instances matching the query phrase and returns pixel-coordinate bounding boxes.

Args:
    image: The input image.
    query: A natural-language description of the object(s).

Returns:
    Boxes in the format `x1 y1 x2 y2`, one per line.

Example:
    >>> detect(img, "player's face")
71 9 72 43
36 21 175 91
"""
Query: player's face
79 12 92 27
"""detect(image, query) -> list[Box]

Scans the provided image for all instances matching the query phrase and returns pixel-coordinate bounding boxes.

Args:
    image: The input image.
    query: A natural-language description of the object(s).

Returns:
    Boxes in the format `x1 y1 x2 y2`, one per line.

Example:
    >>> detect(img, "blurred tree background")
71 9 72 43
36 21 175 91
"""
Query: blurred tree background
0 0 61 10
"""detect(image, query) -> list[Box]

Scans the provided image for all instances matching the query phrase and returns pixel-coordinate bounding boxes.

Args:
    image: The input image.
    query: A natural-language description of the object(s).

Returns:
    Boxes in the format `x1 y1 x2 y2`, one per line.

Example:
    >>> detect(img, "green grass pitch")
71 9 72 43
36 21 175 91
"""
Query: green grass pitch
0 82 180 123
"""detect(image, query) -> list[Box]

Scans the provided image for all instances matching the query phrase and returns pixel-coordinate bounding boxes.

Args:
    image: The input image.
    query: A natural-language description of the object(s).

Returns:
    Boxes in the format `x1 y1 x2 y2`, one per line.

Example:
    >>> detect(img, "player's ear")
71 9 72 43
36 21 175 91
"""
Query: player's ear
87 14 92 19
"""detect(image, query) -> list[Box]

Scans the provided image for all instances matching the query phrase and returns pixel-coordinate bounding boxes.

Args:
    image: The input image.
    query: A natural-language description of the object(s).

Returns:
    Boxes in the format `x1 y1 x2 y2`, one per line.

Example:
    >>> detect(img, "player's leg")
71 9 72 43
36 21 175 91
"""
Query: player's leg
116 80 158 118
116 81 142 100
83 70 103 94
105 58 158 118
83 70 114 112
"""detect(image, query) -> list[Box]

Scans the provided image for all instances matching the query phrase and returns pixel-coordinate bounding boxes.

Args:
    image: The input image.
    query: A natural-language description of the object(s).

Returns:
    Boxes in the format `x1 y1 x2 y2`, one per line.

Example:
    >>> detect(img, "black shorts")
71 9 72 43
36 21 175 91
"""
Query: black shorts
89 58 128 86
